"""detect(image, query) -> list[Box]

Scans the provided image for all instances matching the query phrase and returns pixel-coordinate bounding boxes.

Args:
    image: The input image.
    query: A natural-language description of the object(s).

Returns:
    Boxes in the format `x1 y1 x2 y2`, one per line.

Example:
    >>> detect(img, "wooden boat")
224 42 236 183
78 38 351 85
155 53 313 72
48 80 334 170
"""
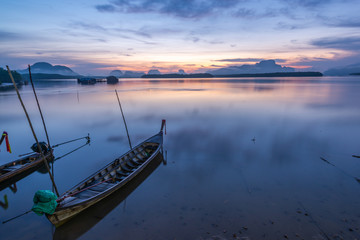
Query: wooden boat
53 153 164 240
0 150 53 185
47 120 166 226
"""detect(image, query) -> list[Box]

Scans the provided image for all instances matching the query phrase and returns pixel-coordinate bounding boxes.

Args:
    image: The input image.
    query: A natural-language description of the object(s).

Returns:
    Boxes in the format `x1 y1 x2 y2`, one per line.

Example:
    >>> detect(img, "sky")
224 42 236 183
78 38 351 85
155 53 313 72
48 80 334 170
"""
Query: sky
1 0 360 75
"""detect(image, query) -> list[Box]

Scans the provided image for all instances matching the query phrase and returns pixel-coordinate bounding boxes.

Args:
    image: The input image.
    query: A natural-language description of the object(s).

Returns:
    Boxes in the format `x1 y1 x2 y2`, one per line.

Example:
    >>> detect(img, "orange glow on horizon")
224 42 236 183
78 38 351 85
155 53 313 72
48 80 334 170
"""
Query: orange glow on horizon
67 47 350 74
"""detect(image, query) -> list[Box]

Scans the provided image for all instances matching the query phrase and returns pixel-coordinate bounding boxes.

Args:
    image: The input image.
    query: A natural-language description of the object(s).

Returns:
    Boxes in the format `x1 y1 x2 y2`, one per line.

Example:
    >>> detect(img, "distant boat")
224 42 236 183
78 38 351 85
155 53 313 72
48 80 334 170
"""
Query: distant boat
77 78 96 85
0 150 53 186
47 120 166 226
106 76 119 84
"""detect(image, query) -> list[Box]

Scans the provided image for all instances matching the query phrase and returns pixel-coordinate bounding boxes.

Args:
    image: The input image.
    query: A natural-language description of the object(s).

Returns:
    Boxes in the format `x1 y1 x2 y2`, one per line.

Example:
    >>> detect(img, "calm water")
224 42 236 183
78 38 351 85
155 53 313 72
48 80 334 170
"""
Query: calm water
0 77 360 240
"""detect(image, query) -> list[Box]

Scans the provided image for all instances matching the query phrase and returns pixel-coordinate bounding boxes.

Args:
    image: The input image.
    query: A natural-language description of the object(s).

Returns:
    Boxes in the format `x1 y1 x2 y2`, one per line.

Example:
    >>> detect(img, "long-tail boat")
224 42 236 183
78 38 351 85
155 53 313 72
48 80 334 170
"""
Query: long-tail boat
0 149 53 186
52 153 164 240
47 120 165 226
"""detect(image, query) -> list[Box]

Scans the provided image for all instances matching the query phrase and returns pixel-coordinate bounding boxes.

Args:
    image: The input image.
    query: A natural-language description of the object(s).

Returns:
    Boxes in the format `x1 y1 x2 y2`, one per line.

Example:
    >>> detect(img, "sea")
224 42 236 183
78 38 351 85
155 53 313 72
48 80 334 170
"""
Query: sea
0 76 360 240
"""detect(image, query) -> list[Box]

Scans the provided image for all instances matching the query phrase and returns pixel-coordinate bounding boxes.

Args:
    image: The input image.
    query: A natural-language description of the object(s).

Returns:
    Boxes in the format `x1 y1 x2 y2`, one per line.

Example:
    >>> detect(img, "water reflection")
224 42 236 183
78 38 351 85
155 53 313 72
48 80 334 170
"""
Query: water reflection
0 140 90 192
0 77 359 239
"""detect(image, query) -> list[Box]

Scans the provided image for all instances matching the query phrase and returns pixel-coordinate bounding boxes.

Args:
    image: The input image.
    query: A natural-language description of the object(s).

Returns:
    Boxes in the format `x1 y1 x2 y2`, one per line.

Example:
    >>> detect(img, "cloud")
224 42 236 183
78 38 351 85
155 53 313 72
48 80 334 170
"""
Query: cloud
96 0 239 18
326 18 360 28
0 31 22 41
232 8 256 19
311 36 360 51
95 4 116 12
324 62 360 76
232 7 283 19
114 28 152 38
281 0 333 8
70 21 107 32
214 58 287 63
275 22 305 30
67 21 156 43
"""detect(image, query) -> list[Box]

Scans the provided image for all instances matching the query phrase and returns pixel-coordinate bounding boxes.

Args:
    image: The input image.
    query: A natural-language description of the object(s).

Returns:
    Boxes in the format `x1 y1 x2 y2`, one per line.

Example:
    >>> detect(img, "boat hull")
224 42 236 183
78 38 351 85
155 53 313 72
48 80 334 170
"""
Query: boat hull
47 132 163 227
0 151 53 185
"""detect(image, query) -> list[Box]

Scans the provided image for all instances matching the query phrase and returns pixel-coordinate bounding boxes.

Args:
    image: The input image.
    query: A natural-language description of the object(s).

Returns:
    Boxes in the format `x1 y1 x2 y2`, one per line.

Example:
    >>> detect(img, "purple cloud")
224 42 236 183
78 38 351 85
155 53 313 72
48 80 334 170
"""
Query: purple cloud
311 36 360 51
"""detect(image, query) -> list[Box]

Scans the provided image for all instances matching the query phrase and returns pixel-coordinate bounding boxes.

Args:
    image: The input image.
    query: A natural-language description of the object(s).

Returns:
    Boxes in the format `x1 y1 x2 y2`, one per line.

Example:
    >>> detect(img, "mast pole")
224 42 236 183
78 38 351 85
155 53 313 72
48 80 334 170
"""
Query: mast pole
115 90 132 150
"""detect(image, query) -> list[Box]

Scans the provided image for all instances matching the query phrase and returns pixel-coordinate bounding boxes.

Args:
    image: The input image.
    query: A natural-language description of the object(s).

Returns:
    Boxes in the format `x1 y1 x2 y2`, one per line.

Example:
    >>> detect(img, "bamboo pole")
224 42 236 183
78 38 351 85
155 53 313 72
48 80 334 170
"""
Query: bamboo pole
115 90 132 150
28 65 51 147
6 66 60 197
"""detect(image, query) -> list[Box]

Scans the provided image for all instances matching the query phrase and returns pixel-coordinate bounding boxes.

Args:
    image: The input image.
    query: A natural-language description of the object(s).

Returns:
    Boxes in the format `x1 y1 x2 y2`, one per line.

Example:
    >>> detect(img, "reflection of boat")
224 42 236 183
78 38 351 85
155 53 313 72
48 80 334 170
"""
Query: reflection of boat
47 121 165 226
53 152 164 240
0 150 53 187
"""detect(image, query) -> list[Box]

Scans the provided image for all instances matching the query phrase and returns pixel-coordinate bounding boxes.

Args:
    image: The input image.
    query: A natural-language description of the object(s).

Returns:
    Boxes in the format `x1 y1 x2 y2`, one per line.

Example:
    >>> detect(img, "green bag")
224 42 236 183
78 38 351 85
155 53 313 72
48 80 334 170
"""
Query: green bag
31 190 58 216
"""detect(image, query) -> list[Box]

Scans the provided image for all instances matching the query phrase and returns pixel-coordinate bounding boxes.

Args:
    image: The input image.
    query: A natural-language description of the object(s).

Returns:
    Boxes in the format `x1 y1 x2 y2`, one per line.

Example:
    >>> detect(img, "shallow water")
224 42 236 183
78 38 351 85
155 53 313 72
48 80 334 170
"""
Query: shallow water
0 77 360 240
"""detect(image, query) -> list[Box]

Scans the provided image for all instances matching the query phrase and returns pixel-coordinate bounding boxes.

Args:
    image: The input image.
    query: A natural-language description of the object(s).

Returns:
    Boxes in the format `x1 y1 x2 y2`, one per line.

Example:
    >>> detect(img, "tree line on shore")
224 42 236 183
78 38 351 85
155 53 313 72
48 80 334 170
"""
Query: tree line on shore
0 67 22 84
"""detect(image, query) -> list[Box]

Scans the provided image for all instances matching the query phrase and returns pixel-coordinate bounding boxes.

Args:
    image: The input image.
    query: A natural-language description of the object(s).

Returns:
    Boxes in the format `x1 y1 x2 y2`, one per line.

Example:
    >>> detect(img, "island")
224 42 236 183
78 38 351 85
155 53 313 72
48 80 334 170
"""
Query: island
142 72 323 78
142 73 214 78
215 72 323 78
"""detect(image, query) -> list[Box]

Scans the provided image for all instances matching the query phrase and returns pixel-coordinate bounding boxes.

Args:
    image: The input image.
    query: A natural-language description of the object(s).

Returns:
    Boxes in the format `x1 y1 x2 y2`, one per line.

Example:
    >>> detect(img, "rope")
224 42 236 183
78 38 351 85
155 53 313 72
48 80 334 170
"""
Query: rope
57 178 114 203
2 210 32 224
52 134 90 148
54 141 90 161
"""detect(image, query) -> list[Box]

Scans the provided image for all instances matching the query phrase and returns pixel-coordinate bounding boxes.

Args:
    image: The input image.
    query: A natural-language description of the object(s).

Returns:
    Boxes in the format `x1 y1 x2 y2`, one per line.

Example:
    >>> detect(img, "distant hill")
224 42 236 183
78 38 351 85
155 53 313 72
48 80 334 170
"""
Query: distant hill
208 60 295 75
142 73 213 78
324 63 360 76
122 71 145 78
21 73 81 80
142 72 323 78
148 69 161 75
350 73 360 75
18 62 78 76
109 70 144 78
109 70 123 77
215 72 323 77
0 67 22 84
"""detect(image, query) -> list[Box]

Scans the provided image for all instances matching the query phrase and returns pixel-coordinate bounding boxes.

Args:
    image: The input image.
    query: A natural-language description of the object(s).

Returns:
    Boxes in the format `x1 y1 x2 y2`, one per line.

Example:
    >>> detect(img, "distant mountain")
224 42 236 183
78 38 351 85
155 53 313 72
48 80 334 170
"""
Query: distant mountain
18 62 78 76
142 73 213 78
324 63 360 76
215 72 323 77
21 73 81 80
208 60 295 75
0 67 22 84
148 69 161 75
122 71 145 78
109 70 123 77
108 69 145 78
178 69 186 74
